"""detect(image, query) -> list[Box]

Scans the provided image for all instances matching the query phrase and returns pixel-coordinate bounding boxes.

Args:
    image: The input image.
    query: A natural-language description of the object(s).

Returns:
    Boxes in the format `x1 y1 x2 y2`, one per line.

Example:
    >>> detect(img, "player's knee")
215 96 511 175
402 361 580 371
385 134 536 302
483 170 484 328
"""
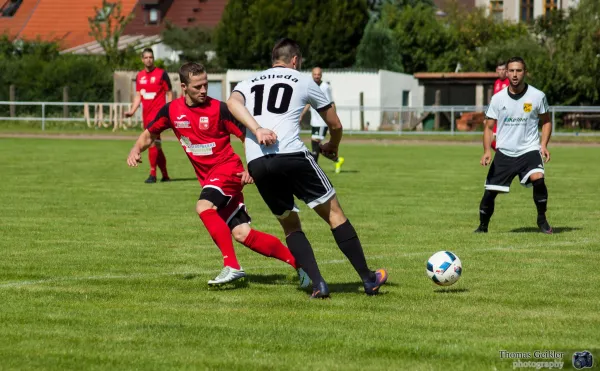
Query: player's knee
196 199 217 214
530 173 544 183
231 224 251 243
278 212 302 235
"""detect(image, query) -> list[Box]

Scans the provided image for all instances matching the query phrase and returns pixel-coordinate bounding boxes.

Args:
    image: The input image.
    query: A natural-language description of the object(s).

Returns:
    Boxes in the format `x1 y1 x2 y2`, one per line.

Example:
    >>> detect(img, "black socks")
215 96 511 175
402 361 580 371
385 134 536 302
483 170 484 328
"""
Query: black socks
479 190 498 227
286 231 324 285
332 220 375 282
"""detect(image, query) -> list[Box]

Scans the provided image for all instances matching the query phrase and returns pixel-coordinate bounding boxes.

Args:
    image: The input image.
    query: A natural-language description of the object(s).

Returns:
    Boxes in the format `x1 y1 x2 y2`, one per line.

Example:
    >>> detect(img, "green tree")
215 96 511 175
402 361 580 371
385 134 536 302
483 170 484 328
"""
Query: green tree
355 18 403 71
88 0 135 69
161 22 219 69
215 0 368 69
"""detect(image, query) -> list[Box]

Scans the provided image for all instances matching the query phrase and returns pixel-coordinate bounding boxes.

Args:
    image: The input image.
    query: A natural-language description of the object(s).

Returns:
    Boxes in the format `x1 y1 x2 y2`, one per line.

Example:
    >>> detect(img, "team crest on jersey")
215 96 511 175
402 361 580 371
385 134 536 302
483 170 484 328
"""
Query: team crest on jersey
140 76 147 84
199 116 209 130
523 103 532 113
150 76 156 83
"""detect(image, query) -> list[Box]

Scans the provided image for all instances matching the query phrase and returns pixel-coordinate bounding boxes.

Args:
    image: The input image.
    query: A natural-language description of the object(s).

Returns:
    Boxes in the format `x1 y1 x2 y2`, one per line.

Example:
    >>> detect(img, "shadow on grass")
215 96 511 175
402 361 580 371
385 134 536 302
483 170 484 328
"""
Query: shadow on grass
247 274 288 285
326 281 399 295
434 287 469 294
162 177 198 182
509 226 580 234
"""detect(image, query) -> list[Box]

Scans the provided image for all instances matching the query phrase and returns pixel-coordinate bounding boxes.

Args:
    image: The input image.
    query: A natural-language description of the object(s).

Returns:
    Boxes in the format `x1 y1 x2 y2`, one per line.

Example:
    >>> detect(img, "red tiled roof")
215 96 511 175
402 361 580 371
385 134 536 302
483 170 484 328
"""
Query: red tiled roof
0 0 41 38
1 0 138 49
124 0 228 36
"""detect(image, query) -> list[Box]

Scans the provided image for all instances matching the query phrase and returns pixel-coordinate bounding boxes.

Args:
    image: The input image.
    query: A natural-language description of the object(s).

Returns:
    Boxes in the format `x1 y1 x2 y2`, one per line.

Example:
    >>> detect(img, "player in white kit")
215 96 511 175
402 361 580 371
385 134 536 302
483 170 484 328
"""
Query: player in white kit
475 57 553 234
226 38 387 299
300 67 345 173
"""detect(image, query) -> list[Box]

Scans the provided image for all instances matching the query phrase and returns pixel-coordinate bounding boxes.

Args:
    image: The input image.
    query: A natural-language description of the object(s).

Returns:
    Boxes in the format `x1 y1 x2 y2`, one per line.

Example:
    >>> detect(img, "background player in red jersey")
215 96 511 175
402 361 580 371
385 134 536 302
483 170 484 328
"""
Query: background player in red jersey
125 48 172 183
126 62 308 288
491 60 509 151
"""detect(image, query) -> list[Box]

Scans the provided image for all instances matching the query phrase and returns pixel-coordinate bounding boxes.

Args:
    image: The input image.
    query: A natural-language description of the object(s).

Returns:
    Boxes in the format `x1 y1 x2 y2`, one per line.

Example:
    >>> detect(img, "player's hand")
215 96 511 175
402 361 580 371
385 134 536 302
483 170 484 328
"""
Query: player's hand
320 142 338 160
127 149 142 167
256 128 277 146
540 147 551 163
124 111 134 118
235 171 254 185
480 151 492 166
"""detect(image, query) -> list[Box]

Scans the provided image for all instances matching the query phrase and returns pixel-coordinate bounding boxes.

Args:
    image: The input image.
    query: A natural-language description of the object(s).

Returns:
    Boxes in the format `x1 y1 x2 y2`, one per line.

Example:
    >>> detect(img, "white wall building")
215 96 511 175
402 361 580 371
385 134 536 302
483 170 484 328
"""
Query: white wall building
475 0 580 23
225 69 422 131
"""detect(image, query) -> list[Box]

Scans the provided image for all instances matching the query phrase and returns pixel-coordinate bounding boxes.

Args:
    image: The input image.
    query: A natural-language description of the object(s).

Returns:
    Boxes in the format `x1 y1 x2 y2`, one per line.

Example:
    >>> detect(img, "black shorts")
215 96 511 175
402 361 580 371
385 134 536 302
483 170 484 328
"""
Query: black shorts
311 126 328 140
485 149 545 193
199 188 251 230
247 151 336 218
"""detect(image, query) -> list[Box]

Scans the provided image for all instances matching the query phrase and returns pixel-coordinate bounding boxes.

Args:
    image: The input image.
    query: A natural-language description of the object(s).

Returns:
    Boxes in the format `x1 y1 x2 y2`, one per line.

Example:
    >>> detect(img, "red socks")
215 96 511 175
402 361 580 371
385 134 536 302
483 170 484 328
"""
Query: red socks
243 229 298 269
199 209 240 269
156 148 169 178
148 146 158 177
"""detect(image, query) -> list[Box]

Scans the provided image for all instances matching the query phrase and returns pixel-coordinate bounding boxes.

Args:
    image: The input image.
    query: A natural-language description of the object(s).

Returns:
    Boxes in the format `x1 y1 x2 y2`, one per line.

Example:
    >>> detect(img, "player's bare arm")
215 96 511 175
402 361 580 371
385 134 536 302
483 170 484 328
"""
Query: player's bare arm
539 112 552 163
125 92 142 118
318 105 343 159
127 130 159 166
226 91 277 146
299 104 310 123
481 118 495 166
165 90 173 103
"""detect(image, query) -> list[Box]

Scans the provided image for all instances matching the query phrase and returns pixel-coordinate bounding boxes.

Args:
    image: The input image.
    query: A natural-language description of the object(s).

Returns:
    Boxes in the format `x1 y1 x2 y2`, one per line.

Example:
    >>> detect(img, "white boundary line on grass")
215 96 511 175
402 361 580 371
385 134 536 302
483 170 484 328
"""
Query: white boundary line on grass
0 238 594 289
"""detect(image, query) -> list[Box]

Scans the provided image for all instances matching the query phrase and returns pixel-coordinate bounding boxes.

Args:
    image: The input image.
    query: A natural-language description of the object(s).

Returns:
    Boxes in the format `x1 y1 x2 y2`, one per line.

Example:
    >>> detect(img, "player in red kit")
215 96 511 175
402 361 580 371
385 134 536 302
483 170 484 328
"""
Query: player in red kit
491 60 509 151
125 48 172 183
127 62 309 288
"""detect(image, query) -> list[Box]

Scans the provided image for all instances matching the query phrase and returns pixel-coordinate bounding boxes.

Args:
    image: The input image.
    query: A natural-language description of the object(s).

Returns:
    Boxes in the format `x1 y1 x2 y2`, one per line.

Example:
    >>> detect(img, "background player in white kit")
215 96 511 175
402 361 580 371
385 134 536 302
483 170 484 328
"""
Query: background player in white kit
475 56 553 234
300 67 345 173
226 38 387 299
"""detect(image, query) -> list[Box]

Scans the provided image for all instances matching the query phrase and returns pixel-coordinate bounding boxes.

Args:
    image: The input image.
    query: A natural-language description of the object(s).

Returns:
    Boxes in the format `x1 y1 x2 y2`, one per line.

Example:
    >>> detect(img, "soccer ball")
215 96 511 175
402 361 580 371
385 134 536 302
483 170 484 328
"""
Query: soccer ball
426 251 462 286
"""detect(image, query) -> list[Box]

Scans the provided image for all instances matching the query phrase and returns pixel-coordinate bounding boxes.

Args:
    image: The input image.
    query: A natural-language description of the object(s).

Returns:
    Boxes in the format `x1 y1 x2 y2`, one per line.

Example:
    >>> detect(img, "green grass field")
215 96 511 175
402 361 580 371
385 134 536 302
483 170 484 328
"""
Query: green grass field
0 138 598 370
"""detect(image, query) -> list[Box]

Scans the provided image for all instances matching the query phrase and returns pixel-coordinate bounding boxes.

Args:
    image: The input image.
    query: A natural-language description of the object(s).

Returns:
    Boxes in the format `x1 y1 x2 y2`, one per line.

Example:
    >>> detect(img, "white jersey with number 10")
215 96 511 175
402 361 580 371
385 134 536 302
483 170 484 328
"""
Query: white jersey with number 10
233 67 332 163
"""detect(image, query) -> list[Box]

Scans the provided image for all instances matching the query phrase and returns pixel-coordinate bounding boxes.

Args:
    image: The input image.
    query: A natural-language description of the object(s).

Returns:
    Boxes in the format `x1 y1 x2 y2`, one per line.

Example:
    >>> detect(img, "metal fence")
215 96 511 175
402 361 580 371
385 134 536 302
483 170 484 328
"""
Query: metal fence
1 101 600 136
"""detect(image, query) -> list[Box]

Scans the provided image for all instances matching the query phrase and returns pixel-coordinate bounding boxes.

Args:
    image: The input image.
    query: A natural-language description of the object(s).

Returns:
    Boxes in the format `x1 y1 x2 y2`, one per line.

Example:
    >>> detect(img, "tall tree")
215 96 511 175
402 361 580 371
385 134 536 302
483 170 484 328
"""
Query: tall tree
88 0 135 69
161 23 217 67
215 0 368 69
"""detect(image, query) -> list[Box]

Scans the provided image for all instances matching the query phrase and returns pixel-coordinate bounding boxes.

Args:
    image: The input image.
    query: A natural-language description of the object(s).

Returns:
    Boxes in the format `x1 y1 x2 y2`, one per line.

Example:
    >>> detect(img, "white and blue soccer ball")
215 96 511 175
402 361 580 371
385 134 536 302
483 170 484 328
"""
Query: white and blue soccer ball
426 251 462 286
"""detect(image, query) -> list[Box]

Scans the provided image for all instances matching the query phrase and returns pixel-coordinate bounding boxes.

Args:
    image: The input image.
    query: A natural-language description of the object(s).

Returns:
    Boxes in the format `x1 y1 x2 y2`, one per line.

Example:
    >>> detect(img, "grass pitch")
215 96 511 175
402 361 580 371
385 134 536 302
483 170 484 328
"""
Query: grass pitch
0 138 598 370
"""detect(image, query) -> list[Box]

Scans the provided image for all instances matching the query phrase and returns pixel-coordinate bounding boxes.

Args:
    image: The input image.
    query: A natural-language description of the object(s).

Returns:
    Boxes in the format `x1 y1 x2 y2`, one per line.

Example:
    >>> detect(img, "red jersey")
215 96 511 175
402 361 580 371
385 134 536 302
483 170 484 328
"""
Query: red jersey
147 97 246 184
135 67 172 126
493 78 509 95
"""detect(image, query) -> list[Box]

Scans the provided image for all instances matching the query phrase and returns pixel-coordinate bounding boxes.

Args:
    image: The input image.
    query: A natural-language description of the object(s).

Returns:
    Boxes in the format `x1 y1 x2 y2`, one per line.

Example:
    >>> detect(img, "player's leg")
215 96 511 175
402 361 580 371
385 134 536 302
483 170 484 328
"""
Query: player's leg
225 200 310 288
310 126 322 162
154 138 170 182
146 143 158 183
290 151 386 295
196 188 245 285
248 155 327 297
476 151 516 232
518 151 552 234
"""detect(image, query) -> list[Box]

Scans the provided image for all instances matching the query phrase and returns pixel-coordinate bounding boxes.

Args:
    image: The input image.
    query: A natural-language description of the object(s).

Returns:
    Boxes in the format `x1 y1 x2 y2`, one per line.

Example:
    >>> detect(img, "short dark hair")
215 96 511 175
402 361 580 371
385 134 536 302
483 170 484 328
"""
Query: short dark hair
506 56 526 70
179 62 206 85
496 60 506 68
272 38 302 64
141 48 153 57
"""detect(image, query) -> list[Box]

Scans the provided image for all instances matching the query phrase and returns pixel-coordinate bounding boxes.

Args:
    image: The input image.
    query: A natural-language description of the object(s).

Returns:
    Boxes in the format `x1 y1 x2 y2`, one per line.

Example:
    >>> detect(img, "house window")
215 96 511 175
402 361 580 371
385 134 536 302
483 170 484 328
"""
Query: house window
148 8 160 24
544 0 557 15
1 0 23 17
402 91 410 107
490 0 503 23
520 0 534 22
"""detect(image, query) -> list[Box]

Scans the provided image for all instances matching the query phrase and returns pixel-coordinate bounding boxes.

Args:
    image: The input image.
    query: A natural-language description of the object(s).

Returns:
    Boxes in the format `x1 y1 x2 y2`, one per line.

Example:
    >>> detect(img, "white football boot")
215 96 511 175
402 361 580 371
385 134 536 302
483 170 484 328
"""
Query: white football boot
208 266 246 286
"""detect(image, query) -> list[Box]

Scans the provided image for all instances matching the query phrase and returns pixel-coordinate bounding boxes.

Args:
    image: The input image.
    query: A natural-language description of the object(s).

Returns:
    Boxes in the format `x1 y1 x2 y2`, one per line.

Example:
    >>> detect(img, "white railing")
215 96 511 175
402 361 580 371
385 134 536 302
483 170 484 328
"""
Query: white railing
1 101 600 136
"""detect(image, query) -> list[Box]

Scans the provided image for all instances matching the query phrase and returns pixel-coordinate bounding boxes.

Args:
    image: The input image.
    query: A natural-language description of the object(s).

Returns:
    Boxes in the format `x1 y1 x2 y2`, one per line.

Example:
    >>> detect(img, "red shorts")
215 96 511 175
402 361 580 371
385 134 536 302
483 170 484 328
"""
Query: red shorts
200 163 249 226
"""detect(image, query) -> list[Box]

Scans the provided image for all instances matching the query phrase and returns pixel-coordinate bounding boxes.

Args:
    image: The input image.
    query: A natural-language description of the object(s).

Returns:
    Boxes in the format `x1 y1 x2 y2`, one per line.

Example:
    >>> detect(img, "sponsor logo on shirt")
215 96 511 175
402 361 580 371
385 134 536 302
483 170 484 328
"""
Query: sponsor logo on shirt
140 76 147 84
174 120 191 128
179 135 215 156
150 76 156 83
523 103 532 113
199 116 209 130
